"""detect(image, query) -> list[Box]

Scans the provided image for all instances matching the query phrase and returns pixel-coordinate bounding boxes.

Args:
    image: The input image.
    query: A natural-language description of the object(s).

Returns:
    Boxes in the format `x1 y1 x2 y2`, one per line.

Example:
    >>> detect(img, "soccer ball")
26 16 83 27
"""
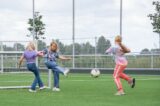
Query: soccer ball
90 69 100 78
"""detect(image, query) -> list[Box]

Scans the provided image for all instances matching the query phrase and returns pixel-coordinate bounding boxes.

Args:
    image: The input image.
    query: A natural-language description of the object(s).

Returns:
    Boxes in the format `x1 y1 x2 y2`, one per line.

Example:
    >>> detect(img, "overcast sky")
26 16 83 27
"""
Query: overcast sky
0 0 158 52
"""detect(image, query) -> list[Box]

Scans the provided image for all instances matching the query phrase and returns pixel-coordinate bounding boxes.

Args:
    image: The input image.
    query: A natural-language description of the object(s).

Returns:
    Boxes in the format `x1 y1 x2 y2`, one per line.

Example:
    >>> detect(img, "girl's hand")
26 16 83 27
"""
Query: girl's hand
59 56 72 61
67 57 72 60
37 51 44 57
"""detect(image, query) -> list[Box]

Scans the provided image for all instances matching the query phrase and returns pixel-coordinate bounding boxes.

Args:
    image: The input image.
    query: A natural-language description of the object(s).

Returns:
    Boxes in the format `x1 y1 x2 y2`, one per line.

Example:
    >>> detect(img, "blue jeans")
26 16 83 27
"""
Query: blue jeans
27 63 44 90
45 61 65 88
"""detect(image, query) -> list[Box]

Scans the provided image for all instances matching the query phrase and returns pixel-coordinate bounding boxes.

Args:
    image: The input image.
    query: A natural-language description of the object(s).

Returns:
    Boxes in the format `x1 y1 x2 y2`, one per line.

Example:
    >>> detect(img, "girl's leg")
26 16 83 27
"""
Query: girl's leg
32 64 44 88
118 65 131 81
27 64 37 90
120 73 131 81
45 62 64 74
113 64 123 92
31 78 37 90
45 61 70 76
118 66 135 87
53 70 59 88
53 66 63 87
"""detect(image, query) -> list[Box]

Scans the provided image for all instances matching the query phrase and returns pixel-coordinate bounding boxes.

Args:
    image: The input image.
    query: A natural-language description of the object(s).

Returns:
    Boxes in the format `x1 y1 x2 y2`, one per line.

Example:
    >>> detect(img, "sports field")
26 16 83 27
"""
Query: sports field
0 73 159 106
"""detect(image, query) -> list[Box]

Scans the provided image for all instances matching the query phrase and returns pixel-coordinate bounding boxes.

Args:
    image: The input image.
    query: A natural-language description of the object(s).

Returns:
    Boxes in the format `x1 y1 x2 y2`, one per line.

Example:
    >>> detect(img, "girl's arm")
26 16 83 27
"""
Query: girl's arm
37 49 48 57
58 56 72 61
18 55 25 68
37 51 44 57
105 47 113 54
118 43 131 53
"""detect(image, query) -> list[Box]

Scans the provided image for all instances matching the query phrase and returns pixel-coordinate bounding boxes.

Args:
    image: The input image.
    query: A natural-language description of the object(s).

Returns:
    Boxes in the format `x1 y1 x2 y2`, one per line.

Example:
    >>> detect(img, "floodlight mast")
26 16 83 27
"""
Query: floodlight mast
32 0 38 66
33 0 35 41
72 0 75 68
120 0 123 37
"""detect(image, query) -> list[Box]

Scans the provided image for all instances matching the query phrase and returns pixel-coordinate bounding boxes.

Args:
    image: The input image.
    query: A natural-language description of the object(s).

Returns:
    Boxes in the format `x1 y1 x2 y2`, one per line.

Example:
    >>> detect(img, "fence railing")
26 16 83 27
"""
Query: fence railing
1 52 160 73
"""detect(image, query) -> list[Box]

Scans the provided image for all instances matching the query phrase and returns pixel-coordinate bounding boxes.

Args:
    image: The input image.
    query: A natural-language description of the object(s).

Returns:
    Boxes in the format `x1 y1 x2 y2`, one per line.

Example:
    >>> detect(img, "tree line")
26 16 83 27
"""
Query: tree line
2 35 160 55
1 36 111 55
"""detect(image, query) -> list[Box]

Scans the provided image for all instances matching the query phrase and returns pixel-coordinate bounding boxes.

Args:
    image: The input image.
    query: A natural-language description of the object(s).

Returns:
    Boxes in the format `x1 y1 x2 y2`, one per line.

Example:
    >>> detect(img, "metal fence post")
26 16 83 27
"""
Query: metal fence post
151 52 154 69
0 42 3 73
95 37 97 68
48 69 52 89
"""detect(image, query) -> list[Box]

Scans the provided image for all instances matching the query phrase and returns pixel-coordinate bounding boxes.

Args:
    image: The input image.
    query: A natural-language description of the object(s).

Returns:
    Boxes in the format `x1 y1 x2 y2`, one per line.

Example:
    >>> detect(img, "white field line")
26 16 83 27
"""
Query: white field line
62 78 160 82
0 81 31 83
136 78 160 80
0 72 33 76
0 78 159 83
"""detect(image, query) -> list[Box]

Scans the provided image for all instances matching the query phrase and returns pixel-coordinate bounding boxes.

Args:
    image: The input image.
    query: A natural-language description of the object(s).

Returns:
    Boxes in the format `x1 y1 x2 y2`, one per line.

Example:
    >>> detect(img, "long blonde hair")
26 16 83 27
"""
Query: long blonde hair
115 35 122 43
26 41 35 50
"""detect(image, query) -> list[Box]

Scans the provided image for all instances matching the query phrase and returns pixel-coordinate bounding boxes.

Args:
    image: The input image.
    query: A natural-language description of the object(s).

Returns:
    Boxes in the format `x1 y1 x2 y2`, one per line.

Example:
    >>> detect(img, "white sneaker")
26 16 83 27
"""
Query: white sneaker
115 91 125 96
29 89 36 93
63 68 70 76
39 86 46 90
52 87 60 92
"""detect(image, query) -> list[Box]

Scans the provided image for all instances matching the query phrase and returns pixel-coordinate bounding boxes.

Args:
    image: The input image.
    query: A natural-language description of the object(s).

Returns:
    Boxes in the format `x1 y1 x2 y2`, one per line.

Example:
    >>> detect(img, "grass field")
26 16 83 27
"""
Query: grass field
0 73 160 106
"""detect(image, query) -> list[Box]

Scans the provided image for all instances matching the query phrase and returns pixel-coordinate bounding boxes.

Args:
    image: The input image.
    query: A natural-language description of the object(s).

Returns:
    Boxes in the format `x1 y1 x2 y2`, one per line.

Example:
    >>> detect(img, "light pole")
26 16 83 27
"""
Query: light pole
72 0 75 68
33 0 35 40
32 0 38 66
120 0 123 37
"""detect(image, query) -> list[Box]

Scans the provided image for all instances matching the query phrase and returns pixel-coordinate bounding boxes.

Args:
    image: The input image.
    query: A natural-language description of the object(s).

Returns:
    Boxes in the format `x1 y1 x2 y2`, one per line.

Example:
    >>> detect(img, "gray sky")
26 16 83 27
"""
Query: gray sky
0 0 158 52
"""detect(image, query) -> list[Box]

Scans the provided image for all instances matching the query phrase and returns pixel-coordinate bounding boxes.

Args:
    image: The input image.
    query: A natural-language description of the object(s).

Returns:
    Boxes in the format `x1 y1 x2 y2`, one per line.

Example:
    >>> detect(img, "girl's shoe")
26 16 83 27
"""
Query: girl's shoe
29 89 36 93
115 91 125 96
128 78 136 88
39 86 46 90
64 69 70 76
52 87 60 92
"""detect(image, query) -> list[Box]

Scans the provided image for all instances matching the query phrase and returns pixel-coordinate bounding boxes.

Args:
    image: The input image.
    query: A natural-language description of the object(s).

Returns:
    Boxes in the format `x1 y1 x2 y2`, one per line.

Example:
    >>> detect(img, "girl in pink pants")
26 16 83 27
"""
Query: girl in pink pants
106 35 135 96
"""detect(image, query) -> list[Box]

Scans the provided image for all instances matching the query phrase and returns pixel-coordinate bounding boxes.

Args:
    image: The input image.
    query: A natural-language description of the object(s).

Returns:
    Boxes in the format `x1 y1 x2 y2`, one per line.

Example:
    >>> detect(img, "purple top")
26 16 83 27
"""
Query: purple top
23 50 38 63
106 44 128 65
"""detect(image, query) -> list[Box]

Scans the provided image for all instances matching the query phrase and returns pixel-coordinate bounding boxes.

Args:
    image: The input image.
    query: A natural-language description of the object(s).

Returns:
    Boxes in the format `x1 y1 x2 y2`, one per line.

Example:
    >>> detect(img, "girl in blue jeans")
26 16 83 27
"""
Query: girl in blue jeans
19 42 45 92
42 41 71 91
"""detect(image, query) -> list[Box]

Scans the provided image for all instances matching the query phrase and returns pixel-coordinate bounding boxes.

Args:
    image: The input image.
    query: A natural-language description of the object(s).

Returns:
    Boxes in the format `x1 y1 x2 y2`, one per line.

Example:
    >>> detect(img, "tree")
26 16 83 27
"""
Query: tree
27 12 45 40
64 45 72 55
151 48 160 54
3 45 14 51
38 40 46 50
97 36 111 54
13 43 25 51
74 43 81 55
148 1 160 48
140 48 151 54
81 42 94 54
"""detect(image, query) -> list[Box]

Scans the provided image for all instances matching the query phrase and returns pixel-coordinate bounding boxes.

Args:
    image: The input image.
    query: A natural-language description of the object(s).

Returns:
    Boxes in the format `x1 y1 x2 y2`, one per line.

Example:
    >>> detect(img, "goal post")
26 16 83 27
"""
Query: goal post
0 51 52 89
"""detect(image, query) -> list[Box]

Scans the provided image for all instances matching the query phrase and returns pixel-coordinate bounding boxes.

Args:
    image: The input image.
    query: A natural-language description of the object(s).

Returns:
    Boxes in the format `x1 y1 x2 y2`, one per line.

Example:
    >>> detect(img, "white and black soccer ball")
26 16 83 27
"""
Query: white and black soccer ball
90 69 100 78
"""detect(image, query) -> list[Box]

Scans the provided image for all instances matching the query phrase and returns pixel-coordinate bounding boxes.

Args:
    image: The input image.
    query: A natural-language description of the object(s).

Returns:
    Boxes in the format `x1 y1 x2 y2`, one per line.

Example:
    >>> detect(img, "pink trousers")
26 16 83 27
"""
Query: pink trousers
113 64 131 91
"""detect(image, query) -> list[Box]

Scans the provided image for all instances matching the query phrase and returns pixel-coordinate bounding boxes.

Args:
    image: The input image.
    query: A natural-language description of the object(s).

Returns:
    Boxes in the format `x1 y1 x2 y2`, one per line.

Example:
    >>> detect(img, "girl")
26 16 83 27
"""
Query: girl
42 41 71 91
19 42 45 92
106 35 135 96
